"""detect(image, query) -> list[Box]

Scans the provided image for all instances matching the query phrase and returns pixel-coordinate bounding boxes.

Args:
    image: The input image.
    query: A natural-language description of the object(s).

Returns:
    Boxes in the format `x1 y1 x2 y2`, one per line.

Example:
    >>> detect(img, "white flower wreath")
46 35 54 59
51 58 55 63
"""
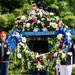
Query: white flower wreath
13 7 74 71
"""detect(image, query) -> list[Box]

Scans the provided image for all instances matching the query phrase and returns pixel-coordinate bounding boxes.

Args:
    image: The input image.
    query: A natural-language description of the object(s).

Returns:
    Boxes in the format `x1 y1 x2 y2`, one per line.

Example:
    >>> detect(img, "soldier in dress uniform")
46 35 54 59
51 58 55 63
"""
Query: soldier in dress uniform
59 42 75 75
0 31 10 75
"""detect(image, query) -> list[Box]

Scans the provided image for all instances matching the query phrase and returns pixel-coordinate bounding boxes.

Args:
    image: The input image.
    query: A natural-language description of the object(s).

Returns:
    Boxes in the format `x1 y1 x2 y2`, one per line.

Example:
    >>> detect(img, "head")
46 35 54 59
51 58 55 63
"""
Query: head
0 31 7 42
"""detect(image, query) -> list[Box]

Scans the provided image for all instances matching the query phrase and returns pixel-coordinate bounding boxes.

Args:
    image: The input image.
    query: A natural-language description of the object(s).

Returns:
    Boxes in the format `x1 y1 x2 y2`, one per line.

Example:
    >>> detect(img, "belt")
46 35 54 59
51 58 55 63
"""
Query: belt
67 52 72 56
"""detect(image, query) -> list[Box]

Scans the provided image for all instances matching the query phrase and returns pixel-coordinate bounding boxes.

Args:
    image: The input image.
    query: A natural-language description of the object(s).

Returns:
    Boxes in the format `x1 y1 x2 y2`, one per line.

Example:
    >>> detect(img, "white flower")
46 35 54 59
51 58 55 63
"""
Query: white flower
59 50 63 53
42 55 46 59
57 34 63 40
38 11 43 17
30 10 36 15
53 52 58 57
65 26 68 29
47 18 51 21
16 48 20 52
25 50 31 53
41 22 45 27
17 45 21 48
41 18 45 21
26 23 30 28
56 59 60 65
37 20 41 24
49 22 57 29
61 53 66 58
52 23 58 29
55 16 59 21
20 15 26 20
19 42 24 46
36 62 43 71
35 53 40 58
17 53 22 58
56 43 60 47
31 53 35 58
28 61 31 69
6 51 10 55
49 12 54 15
21 37 26 43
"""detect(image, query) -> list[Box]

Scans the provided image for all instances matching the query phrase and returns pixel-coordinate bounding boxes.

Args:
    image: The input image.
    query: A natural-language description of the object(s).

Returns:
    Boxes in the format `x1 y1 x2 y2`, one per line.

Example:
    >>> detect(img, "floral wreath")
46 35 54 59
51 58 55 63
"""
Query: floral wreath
9 7 74 71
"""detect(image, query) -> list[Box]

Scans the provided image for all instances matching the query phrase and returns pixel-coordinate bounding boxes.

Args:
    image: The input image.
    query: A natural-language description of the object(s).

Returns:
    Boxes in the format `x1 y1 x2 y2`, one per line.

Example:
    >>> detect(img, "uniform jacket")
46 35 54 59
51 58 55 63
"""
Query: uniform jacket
0 40 10 62
61 42 75 65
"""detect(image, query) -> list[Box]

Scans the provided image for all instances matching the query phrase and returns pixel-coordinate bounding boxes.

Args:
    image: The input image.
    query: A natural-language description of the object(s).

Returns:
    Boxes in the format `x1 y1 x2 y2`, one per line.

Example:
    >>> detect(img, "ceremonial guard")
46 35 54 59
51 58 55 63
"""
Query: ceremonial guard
0 31 10 75
60 42 75 75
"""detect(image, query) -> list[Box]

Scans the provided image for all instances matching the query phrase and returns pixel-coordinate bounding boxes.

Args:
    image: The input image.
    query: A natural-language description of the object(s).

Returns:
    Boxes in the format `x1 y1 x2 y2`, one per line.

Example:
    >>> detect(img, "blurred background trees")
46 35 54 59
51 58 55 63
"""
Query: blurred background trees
0 0 75 31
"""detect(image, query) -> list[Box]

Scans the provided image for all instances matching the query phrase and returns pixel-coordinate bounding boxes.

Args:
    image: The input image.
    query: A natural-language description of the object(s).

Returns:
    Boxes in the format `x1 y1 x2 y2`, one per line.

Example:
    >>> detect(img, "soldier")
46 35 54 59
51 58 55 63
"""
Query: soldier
59 42 75 75
0 31 10 75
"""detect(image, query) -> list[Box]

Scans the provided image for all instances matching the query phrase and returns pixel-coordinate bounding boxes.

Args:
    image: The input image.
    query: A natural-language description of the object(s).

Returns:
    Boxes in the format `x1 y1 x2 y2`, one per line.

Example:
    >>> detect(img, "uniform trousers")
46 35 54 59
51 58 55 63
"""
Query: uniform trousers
60 65 72 75
0 62 9 75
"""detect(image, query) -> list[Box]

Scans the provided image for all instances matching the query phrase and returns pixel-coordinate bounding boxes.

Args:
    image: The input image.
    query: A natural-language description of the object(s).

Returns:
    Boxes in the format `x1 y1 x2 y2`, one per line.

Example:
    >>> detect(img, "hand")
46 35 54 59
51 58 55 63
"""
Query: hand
6 51 10 55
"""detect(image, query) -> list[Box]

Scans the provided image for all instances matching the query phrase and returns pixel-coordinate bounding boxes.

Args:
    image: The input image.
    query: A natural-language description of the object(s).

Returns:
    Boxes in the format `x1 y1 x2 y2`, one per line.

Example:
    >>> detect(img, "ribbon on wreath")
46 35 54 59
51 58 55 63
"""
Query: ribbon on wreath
6 29 21 52
60 26 74 51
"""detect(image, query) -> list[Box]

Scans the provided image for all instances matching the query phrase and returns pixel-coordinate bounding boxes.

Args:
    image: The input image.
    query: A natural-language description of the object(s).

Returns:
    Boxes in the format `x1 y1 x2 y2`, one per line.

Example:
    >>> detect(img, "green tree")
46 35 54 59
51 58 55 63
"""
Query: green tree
0 0 26 13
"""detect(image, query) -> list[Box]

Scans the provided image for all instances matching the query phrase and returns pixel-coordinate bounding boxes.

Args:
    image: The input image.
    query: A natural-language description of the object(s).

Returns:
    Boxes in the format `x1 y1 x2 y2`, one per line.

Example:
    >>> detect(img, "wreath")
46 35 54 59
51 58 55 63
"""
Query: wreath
8 7 74 71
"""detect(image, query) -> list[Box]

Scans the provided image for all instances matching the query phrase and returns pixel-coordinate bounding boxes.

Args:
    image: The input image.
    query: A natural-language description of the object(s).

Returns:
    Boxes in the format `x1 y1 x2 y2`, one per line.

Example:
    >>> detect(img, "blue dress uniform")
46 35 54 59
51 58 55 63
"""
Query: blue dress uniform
0 40 10 75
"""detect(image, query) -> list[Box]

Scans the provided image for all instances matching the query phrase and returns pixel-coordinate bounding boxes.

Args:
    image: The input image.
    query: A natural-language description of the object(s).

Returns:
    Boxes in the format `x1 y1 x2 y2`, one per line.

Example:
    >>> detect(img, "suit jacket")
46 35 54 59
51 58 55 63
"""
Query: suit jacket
0 40 10 62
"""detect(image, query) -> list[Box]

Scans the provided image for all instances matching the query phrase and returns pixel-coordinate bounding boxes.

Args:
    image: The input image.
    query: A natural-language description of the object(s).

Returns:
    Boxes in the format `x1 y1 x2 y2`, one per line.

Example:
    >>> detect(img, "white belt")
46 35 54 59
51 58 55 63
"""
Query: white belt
67 52 72 56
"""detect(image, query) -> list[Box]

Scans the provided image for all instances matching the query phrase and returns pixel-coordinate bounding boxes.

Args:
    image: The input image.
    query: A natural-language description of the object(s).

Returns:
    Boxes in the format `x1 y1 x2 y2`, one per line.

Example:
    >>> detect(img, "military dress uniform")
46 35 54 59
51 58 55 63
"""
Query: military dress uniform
0 40 10 75
60 43 75 75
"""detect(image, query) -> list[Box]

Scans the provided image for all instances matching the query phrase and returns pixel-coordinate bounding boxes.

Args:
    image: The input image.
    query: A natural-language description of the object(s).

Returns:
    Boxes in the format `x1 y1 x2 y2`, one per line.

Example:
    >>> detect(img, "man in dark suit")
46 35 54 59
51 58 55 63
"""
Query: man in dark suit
0 31 10 75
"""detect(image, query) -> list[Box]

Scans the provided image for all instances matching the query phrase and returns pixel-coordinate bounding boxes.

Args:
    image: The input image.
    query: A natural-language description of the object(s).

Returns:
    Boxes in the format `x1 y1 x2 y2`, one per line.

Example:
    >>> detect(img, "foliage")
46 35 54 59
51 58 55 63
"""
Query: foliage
0 0 75 32
0 13 15 32
0 15 7 31
13 8 23 17
22 3 33 14
0 0 26 13
43 0 75 28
